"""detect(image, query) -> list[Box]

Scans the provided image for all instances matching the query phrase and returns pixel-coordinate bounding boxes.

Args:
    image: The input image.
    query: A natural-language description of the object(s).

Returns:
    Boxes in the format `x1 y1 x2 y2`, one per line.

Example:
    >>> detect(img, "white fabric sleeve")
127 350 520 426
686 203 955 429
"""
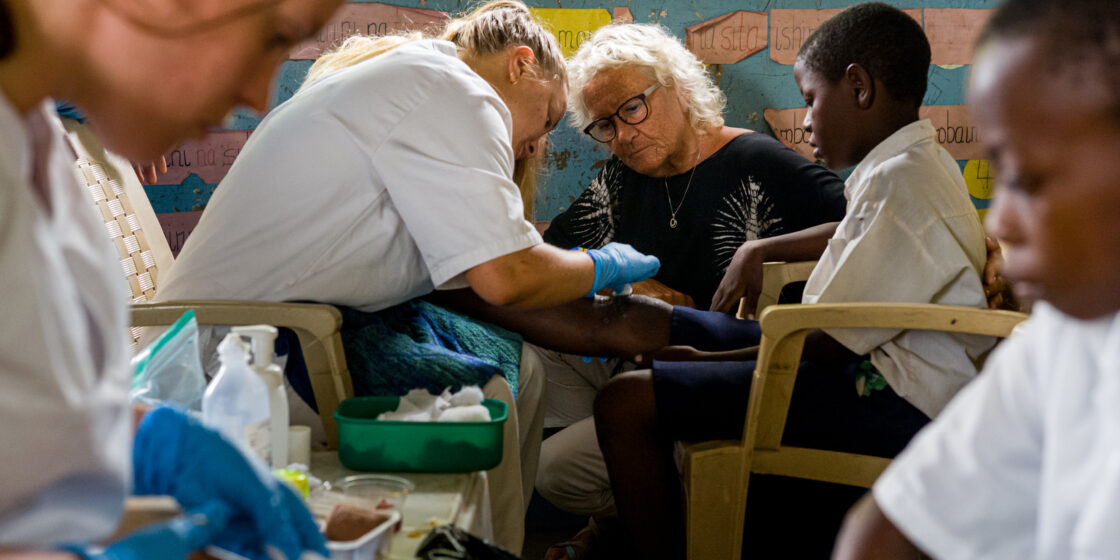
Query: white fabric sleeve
0 143 131 544
872 327 1044 559
370 84 541 288
811 200 972 354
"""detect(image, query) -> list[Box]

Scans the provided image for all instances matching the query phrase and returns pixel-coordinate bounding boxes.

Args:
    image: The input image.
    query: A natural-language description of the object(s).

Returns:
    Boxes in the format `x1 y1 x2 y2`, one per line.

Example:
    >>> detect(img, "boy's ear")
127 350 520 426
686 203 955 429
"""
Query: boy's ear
845 63 875 110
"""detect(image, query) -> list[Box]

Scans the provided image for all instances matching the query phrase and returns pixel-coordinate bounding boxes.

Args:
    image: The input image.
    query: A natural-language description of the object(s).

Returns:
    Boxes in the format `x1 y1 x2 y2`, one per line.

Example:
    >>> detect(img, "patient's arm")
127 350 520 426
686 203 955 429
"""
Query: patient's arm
426 288 672 358
833 496 924 560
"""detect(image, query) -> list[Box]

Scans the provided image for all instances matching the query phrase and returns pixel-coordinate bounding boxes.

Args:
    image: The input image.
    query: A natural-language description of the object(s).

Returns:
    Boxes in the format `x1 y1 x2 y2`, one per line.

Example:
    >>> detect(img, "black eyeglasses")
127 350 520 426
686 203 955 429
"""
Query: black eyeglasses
582 83 661 143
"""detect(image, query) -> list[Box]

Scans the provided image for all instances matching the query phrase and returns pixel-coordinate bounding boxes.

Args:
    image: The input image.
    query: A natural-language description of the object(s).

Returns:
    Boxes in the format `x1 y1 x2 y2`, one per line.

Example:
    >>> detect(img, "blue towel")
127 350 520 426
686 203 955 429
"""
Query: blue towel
338 300 522 400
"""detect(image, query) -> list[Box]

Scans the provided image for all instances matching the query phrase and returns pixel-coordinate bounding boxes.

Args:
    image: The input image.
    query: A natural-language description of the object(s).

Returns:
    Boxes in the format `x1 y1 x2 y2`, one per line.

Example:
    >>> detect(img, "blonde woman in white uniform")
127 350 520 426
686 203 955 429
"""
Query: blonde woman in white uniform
154 2 660 551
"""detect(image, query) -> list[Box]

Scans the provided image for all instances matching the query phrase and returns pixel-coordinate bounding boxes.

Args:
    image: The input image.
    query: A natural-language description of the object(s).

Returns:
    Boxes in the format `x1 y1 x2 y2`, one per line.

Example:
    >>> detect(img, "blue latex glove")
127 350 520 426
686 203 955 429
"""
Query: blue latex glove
132 407 327 560
67 502 229 560
585 242 661 296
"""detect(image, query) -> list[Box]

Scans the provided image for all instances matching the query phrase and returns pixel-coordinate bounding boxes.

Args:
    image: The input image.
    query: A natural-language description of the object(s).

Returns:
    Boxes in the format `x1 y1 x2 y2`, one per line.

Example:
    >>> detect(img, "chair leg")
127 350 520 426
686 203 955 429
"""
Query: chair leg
680 443 746 560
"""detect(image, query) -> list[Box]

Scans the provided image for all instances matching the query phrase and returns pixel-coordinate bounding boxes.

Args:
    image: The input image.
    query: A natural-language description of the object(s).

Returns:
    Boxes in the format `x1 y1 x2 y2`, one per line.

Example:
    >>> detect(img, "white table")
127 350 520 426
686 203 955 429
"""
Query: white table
309 451 492 558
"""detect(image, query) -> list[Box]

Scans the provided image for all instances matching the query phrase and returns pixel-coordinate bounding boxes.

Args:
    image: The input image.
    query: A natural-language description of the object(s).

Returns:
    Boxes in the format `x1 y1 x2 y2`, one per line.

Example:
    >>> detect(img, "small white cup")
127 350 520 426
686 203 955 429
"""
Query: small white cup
288 425 312 466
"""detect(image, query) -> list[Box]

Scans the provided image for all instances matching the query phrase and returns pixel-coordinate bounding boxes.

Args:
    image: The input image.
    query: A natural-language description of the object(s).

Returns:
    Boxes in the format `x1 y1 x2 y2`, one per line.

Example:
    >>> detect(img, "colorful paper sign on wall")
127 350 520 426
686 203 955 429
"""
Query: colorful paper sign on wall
158 210 203 257
613 7 633 25
918 105 982 161
160 131 251 185
685 11 768 65
963 159 994 200
924 9 993 67
531 8 612 58
289 3 449 60
769 8 921 65
765 105 981 162
763 107 813 161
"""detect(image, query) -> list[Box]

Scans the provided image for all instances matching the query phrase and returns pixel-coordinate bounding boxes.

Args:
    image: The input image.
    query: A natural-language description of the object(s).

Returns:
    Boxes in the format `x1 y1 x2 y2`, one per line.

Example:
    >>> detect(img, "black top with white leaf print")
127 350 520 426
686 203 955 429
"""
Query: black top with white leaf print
545 132 846 310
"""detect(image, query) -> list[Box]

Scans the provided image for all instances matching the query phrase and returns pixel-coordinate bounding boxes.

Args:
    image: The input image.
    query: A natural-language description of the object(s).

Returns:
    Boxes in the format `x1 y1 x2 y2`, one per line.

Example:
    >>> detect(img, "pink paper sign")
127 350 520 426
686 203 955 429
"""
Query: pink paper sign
765 104 982 162
289 3 449 60
613 7 633 25
918 105 982 160
924 9 993 66
157 210 203 257
685 11 768 65
160 131 251 185
764 107 813 161
769 9 921 66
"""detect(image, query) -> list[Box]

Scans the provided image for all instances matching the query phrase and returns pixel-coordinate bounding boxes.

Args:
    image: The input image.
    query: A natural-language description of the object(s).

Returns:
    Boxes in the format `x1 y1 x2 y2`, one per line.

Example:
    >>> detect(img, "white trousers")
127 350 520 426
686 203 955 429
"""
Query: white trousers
524 346 623 517
479 342 546 554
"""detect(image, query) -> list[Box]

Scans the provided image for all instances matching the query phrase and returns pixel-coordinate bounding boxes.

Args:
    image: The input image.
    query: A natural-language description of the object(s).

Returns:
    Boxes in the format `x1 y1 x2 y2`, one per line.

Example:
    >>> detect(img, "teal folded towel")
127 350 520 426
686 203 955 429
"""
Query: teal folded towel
339 300 521 400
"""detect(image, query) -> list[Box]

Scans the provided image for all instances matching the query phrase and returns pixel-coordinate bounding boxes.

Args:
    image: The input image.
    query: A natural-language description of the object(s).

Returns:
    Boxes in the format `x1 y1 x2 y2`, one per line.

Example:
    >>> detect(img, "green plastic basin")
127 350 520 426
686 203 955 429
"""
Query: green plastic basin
334 396 507 473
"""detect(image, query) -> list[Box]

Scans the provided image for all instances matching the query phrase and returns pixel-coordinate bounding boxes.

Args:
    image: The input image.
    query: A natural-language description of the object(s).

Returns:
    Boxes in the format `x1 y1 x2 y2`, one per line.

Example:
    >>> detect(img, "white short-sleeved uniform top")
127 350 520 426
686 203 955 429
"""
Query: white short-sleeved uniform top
875 303 1120 559
158 40 542 312
0 96 132 545
802 120 994 418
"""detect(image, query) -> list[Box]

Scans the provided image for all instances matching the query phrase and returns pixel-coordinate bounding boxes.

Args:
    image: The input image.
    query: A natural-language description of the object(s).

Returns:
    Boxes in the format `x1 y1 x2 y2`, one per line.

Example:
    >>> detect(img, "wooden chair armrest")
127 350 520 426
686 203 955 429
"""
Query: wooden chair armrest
756 302 1029 340
738 260 818 319
130 300 353 449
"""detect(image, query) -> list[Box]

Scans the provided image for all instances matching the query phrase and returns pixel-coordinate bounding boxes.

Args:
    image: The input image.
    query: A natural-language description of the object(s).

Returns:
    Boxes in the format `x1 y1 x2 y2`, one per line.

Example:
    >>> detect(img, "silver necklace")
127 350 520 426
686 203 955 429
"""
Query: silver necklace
664 147 702 229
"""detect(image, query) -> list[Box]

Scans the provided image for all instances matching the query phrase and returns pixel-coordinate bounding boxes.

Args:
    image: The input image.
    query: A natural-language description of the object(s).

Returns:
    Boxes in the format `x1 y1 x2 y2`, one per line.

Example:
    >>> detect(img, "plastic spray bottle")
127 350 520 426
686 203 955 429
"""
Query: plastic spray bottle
231 325 289 468
202 332 271 462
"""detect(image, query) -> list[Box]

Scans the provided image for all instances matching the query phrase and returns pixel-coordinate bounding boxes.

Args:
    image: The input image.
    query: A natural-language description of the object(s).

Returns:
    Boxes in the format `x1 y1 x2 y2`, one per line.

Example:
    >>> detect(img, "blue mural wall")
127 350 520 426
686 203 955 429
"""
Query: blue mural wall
145 0 1001 250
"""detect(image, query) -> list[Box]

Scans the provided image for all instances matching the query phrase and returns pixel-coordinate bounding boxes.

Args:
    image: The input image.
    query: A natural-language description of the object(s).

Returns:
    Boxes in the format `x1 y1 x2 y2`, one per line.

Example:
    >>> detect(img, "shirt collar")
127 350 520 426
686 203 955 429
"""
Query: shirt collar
0 89 34 186
845 119 936 199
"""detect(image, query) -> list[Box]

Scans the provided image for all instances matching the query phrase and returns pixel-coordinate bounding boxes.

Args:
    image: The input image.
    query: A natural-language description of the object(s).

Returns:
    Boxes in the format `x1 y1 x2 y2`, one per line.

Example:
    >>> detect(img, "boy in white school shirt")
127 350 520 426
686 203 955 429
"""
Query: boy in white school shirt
833 0 1120 558
590 4 995 557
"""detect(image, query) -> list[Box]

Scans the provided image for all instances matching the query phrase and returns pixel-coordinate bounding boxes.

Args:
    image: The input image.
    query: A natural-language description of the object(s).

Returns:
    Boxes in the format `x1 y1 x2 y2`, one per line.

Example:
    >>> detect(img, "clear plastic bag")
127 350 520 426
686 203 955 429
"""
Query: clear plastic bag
130 310 207 411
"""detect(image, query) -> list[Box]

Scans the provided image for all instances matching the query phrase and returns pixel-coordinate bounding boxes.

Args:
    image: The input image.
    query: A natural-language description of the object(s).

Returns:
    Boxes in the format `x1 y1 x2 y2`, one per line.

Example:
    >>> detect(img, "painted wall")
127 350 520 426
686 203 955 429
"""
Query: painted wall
146 0 1001 255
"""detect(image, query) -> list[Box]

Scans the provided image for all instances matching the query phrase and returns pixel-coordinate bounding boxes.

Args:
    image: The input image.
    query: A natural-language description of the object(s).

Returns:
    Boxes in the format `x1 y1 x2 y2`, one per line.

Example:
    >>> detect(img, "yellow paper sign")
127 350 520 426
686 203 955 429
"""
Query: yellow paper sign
532 8 613 58
963 159 995 201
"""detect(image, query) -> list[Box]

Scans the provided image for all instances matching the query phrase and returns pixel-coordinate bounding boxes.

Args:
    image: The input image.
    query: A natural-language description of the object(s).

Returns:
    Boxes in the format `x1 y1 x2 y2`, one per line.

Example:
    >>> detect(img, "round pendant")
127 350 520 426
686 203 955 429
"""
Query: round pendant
669 217 678 229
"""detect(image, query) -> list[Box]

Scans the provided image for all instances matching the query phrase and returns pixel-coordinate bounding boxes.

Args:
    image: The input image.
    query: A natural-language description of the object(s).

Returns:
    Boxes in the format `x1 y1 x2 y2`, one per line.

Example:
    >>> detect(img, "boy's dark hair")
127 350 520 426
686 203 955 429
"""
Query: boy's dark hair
979 0 1120 123
797 2 930 108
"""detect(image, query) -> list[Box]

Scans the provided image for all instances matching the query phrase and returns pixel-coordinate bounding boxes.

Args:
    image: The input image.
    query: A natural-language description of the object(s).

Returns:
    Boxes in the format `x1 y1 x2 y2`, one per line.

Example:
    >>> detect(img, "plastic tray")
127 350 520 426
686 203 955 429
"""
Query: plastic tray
335 396 507 473
326 509 400 560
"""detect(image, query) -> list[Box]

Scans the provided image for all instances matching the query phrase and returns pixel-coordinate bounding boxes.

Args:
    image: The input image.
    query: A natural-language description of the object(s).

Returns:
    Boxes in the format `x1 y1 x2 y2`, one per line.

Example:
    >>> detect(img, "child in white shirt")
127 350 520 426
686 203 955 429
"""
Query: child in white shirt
834 0 1120 558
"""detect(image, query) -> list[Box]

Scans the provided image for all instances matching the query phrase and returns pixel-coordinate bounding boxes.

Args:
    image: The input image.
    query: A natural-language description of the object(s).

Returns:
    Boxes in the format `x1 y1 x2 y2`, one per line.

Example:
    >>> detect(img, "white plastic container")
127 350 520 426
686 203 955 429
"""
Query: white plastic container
326 509 399 560
202 332 271 462
231 325 289 468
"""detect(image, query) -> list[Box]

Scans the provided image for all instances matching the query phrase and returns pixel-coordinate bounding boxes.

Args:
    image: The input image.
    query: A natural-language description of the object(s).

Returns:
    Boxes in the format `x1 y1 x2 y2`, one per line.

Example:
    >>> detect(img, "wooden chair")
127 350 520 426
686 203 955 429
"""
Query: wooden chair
737 260 818 319
677 302 1029 560
63 118 354 448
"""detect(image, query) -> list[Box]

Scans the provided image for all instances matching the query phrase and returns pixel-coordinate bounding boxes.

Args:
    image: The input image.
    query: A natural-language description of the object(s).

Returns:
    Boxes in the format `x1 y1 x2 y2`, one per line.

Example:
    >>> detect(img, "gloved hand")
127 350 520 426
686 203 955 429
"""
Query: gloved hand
131 407 327 560
68 501 229 560
585 242 660 297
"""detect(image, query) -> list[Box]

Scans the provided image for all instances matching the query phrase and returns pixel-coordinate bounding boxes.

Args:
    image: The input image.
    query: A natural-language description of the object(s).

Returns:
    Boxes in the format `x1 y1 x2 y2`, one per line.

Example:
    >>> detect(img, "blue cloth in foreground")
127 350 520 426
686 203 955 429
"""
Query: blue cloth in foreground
338 300 522 400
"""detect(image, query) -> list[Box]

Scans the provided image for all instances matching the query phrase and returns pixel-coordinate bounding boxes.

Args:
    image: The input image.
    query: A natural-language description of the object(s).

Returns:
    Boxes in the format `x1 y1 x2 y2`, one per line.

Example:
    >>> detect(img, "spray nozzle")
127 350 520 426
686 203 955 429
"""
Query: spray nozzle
231 325 279 368
217 332 251 363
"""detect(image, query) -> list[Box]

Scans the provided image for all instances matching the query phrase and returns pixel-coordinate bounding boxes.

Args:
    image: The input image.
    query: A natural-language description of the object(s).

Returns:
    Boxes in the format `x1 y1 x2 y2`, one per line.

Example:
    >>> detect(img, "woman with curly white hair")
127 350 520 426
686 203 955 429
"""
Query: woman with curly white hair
545 24 845 313
536 23 846 559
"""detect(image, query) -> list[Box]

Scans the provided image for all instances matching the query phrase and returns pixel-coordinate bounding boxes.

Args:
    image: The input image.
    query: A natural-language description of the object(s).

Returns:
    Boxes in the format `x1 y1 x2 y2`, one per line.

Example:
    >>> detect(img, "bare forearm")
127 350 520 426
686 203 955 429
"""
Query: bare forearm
833 496 923 560
427 289 672 357
753 221 838 262
464 244 595 309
